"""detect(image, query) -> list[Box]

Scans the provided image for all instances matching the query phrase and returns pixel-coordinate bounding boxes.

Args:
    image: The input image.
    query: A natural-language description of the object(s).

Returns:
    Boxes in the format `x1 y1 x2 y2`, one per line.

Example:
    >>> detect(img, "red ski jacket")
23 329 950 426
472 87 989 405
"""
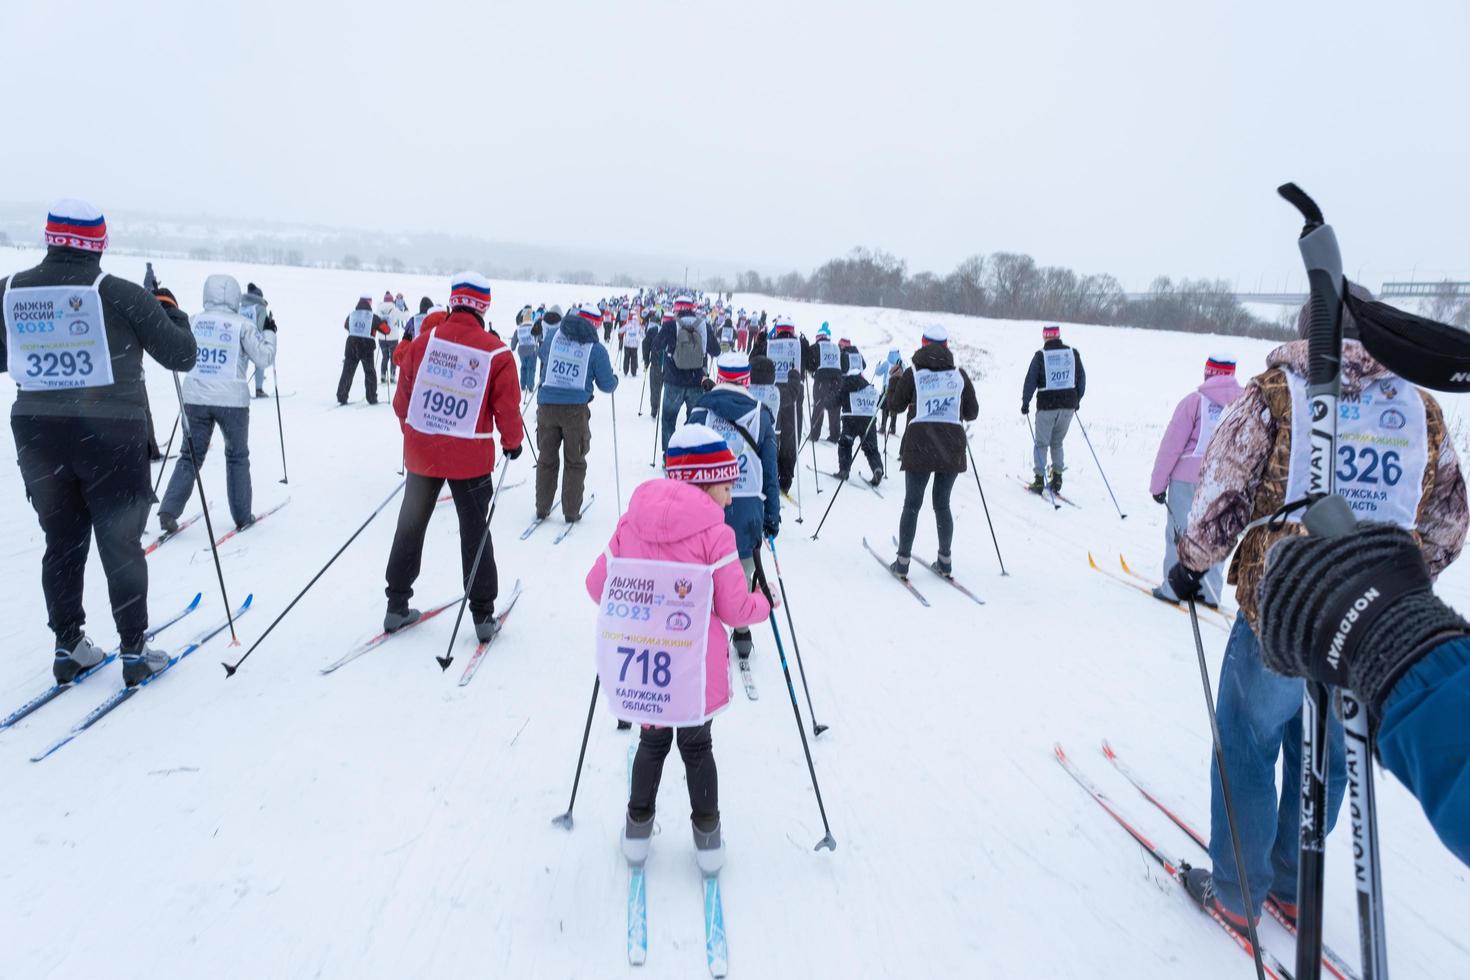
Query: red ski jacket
392 310 524 479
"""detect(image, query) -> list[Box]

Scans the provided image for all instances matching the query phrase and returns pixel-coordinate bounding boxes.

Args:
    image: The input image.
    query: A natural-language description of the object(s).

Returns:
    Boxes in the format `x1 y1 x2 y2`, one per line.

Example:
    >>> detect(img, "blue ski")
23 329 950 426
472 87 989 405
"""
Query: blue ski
625 741 648 965
519 497 561 540
30 595 253 762
704 876 728 977
553 495 596 545
0 593 202 732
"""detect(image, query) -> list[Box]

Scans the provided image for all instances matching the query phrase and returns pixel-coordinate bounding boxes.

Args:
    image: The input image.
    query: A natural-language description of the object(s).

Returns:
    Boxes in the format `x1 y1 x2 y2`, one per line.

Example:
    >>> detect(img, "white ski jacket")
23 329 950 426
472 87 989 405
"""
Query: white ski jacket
180 274 277 409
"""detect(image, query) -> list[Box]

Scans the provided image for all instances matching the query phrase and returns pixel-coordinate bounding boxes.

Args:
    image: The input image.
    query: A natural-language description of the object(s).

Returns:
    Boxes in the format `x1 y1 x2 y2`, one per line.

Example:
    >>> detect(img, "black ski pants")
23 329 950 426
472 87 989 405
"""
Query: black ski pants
776 384 802 493
838 415 882 476
629 720 718 830
13 416 153 649
622 347 639 376
338 337 378 404
384 470 498 618
646 361 663 418
897 469 960 560
810 376 841 442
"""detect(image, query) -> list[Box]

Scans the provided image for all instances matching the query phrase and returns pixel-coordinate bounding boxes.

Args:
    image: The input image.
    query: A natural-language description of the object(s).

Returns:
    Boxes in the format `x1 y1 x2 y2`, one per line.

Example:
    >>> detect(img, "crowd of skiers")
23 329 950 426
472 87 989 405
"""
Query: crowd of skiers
3 199 1466 937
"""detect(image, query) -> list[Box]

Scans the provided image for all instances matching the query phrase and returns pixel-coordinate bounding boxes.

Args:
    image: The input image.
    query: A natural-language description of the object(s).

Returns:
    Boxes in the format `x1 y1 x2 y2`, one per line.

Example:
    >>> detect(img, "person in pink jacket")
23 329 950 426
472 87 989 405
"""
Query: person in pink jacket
585 423 773 874
1148 354 1244 605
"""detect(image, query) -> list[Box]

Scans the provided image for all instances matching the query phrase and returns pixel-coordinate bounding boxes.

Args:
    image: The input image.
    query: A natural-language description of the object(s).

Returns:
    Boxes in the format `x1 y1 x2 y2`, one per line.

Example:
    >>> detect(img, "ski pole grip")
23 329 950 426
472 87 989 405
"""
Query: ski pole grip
1303 494 1356 539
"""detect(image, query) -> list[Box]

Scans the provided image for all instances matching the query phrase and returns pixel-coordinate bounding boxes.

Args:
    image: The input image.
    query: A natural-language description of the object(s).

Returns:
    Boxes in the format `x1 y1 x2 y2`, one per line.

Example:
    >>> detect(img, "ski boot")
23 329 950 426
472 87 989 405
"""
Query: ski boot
833 469 850 482
472 610 501 643
1183 866 1257 932
53 635 105 685
889 555 911 580
693 818 724 876
255 387 267 399
1150 585 1179 605
235 514 257 533
383 605 422 634
933 551 953 578
158 512 180 535
1049 469 1064 494
731 629 753 660
868 465 884 486
622 811 654 865
1028 473 1045 493
120 641 171 687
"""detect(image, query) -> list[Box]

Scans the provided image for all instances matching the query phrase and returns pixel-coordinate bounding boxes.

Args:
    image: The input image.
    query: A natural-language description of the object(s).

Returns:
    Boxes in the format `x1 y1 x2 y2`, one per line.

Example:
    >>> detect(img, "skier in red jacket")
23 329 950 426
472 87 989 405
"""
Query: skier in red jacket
382 272 524 640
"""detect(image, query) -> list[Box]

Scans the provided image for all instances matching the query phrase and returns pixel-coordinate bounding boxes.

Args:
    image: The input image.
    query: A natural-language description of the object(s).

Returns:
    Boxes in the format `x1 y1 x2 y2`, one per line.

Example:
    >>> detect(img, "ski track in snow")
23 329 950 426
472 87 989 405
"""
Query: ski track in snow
0 248 1465 979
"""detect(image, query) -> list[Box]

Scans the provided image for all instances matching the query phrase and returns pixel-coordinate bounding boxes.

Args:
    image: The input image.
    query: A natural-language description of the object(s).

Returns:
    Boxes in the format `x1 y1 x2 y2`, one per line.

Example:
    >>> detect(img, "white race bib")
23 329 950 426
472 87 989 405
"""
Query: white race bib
623 325 641 348
188 313 245 381
1042 348 1076 390
348 309 375 338
406 333 498 437
912 368 963 424
1284 371 1428 527
767 338 800 380
846 384 879 418
544 333 594 390
238 300 262 329
3 274 114 391
750 383 781 432
515 324 536 350
817 341 840 371
704 401 764 498
1187 394 1226 460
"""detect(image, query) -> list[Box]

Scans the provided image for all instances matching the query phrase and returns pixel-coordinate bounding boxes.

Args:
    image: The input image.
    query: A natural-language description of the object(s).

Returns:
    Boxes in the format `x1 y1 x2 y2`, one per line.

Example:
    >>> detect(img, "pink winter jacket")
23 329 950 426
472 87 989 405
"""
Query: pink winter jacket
586 479 771 717
1148 374 1245 494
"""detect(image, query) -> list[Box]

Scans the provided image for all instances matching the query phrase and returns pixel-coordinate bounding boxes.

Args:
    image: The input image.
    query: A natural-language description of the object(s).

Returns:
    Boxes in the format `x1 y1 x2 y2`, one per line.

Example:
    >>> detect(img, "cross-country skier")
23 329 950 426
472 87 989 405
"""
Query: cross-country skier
873 348 904 436
513 305 541 396
1147 353 1243 606
382 272 523 640
376 292 402 385
689 353 780 664
402 297 434 344
240 283 276 398
587 423 773 872
641 309 664 420
338 294 390 404
805 322 844 444
1021 324 1085 493
885 325 979 578
1254 521 1470 868
619 311 641 377
750 316 807 493
1 199 198 686
747 355 788 494
535 304 617 523
157 273 278 535
657 295 721 450
1168 298 1467 931
836 354 884 484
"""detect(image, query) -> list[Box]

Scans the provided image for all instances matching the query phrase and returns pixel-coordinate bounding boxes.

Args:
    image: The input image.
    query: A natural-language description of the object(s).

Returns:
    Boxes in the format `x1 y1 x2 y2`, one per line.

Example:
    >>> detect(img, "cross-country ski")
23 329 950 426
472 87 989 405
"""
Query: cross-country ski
456 581 524 687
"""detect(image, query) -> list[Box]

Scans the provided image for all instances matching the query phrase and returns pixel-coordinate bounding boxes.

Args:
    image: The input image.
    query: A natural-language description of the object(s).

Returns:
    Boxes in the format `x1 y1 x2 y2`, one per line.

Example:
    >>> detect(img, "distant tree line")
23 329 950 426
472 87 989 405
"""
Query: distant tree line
727 247 1290 340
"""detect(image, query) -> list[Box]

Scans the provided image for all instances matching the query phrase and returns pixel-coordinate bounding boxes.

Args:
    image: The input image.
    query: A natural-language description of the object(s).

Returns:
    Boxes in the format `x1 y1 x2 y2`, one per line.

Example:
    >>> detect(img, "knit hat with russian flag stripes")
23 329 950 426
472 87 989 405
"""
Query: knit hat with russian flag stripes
772 316 796 337
448 272 492 314
664 423 740 485
922 324 948 346
716 352 751 386
673 295 697 314
1042 324 1061 340
1205 352 1237 377
45 199 108 253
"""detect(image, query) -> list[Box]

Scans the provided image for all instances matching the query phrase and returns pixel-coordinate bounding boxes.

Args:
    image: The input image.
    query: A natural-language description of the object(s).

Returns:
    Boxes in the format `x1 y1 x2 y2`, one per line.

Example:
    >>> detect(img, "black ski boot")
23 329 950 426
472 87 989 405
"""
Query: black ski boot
731 629 753 660
383 606 422 634
1049 469 1064 494
833 469 849 481
933 551 953 578
868 465 883 486
120 641 170 687
889 555 911 580
472 610 501 643
1028 473 1045 493
53 635 106 685
1183 865 1257 932
235 514 257 532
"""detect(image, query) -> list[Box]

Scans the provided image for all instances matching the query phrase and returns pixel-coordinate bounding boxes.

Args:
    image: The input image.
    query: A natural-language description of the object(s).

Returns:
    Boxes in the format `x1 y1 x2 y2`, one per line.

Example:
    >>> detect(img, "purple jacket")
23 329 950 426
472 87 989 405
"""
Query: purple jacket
1149 374 1244 494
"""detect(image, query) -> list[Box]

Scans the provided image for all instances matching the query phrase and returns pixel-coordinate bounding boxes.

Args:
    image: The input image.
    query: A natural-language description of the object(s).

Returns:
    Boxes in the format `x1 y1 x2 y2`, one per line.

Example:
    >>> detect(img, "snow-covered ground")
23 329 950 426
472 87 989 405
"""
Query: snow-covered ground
1 247 1465 979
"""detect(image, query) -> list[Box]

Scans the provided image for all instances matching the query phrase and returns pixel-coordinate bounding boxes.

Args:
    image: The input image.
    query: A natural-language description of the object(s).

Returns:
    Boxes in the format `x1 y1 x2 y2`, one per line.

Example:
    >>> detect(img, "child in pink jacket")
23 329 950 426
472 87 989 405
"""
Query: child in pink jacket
1148 353 1244 605
585 423 772 873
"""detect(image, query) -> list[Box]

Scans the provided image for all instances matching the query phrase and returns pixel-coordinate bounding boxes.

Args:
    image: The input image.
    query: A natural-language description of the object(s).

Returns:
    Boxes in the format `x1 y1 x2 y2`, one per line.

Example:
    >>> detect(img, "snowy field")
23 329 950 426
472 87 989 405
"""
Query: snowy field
1 246 1466 979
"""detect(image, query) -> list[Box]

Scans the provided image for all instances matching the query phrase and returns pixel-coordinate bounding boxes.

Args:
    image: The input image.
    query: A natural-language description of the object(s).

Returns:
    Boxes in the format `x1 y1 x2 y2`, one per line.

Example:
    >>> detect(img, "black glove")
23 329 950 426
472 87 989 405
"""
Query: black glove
1020 403 1030 415
504 445 523 461
263 314 278 333
1167 562 1205 601
701 377 715 392
764 520 779 540
1258 523 1470 720
1153 491 1167 505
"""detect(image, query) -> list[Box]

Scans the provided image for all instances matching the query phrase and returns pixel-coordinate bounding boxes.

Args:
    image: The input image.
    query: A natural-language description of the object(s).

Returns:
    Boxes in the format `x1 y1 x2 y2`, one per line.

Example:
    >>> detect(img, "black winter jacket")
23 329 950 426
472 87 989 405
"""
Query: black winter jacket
0 247 198 421
1022 340 1085 411
886 343 979 473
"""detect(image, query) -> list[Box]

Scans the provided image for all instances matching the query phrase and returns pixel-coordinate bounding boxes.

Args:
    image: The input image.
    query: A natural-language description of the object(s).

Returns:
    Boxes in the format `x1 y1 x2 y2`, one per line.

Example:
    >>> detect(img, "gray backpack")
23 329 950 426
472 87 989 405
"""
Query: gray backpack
673 317 706 371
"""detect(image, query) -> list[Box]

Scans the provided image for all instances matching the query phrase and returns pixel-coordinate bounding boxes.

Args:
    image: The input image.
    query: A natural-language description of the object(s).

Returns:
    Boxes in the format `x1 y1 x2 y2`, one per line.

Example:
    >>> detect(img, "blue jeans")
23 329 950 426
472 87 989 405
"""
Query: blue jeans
660 382 704 451
1209 615 1347 917
518 352 538 392
159 404 254 527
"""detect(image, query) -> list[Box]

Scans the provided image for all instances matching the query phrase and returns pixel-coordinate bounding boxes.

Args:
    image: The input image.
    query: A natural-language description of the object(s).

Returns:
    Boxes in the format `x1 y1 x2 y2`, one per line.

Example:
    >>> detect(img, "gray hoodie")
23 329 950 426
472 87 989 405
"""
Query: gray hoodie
181 274 277 408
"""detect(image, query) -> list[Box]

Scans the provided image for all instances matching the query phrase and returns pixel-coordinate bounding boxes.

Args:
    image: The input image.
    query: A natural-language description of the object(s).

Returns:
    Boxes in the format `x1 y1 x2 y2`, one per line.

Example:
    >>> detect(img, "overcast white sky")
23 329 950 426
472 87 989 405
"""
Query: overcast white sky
8 0 1468 290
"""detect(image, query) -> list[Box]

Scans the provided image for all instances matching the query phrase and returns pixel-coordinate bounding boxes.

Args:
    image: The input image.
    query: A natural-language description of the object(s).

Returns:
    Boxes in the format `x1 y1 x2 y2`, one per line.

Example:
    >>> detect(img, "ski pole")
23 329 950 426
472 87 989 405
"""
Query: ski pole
1075 414 1127 520
764 537 827 736
807 466 849 541
637 367 647 416
551 675 600 830
1279 181 1385 980
222 478 407 676
793 425 805 524
516 399 539 464
611 389 624 515
171 375 239 645
436 457 515 671
272 366 289 485
152 410 180 498
649 406 661 469
751 552 837 851
962 436 1009 576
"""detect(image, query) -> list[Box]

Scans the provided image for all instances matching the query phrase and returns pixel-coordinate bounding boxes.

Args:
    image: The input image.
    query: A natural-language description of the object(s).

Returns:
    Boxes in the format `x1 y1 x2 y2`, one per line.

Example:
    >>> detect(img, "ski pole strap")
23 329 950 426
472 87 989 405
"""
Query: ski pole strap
1239 495 1316 536
750 547 776 606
